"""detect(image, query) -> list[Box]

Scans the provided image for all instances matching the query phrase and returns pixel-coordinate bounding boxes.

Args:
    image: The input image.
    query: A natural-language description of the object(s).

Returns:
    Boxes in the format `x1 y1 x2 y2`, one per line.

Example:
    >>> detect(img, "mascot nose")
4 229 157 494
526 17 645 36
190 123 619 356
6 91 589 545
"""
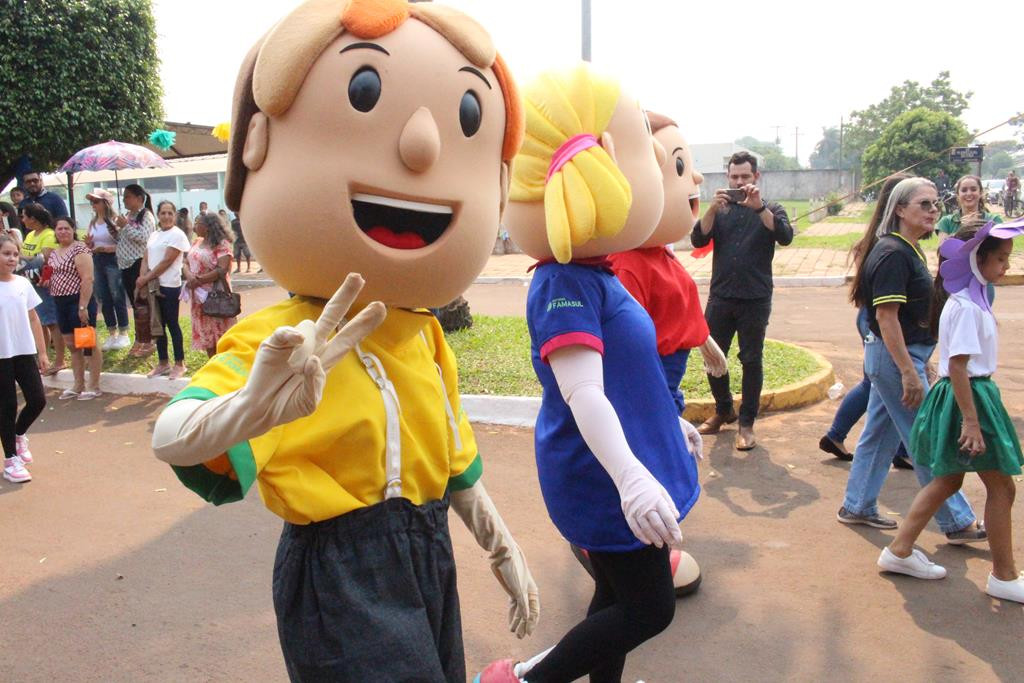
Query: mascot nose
399 107 441 173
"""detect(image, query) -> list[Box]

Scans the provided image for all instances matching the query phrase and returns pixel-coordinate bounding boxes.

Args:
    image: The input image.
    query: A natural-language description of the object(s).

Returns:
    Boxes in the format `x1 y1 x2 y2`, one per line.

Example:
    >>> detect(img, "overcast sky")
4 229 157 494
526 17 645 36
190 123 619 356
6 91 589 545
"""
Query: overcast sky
153 0 1020 165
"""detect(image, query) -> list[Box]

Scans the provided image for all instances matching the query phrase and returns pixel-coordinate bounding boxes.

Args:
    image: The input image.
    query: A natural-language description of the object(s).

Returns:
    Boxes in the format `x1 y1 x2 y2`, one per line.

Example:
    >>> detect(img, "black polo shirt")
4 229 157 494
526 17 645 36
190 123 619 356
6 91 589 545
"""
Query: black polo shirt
690 201 793 300
862 233 935 346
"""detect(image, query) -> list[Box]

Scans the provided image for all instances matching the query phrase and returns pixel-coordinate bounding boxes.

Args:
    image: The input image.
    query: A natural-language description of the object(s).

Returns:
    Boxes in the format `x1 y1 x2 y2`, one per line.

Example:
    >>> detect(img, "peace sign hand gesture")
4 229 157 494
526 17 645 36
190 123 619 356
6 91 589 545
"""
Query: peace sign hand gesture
238 273 387 427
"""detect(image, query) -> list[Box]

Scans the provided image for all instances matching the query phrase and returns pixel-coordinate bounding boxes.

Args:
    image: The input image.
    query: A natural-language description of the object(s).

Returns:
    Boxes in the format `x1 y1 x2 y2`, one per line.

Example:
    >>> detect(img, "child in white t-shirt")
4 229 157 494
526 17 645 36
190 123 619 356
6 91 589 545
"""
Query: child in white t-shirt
0 234 49 483
879 220 1024 603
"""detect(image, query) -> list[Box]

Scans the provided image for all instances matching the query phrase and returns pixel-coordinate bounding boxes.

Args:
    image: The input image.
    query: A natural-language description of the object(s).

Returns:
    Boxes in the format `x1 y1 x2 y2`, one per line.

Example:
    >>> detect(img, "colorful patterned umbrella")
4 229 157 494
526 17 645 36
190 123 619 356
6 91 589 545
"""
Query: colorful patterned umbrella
60 140 170 209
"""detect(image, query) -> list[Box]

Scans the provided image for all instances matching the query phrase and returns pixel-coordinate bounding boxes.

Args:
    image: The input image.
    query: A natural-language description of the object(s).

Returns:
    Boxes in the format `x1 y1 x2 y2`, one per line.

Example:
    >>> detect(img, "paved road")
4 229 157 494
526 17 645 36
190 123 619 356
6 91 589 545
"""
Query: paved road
2 286 1022 682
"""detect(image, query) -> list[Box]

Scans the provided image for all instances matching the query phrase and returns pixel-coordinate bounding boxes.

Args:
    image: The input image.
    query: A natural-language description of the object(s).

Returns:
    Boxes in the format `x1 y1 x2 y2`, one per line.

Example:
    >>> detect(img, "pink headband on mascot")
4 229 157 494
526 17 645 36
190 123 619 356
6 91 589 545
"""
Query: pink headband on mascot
545 134 600 184
938 216 1024 313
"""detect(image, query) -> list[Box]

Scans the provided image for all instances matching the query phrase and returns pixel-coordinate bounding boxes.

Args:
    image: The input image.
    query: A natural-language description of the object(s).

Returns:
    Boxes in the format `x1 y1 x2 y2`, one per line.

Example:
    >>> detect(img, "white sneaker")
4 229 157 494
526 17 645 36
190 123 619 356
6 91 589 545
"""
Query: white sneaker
877 546 947 579
15 434 32 464
3 456 31 483
986 573 1024 603
113 333 132 350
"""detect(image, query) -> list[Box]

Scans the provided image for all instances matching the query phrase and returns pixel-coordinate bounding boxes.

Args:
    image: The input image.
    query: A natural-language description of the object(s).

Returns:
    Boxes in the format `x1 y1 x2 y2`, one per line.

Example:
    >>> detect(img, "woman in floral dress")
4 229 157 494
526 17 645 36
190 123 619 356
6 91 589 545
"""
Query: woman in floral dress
183 211 235 357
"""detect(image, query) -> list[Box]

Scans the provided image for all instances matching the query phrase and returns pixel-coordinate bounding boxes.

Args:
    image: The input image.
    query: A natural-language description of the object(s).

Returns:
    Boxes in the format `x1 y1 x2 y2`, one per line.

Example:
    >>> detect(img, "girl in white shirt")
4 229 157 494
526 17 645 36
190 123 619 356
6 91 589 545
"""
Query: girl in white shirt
879 219 1024 603
0 234 48 483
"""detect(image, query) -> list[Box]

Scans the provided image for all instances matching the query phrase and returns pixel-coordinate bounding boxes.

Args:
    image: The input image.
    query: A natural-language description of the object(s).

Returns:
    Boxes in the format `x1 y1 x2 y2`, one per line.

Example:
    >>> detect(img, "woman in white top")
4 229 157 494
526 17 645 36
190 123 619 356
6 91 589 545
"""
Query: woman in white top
135 201 191 379
0 233 48 484
880 219 1024 603
85 189 131 350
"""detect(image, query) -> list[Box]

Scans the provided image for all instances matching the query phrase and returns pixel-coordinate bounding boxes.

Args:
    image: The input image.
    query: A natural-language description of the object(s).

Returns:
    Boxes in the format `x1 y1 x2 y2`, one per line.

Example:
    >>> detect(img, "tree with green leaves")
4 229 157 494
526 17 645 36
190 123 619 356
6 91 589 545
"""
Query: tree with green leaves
979 140 1021 177
809 127 841 170
734 136 800 171
861 108 970 185
0 0 163 189
844 71 971 171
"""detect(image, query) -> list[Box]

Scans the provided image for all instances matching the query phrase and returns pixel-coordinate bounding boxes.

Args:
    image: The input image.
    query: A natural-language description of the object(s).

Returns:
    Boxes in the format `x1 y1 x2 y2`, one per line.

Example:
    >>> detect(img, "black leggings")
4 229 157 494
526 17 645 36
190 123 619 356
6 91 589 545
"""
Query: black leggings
0 355 47 458
120 259 142 307
155 286 184 362
525 544 675 683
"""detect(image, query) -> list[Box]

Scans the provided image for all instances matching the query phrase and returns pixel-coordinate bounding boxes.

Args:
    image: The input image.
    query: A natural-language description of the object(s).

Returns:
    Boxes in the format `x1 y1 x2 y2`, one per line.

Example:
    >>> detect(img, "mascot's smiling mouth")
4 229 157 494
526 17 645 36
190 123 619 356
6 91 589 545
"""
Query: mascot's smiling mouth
689 193 700 220
352 193 453 250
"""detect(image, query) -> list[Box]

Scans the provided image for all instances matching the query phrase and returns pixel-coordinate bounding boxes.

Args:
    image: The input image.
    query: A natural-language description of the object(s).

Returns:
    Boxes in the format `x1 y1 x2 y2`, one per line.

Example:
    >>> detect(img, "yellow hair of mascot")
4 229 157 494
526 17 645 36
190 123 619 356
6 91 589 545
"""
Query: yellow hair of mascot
510 65 633 263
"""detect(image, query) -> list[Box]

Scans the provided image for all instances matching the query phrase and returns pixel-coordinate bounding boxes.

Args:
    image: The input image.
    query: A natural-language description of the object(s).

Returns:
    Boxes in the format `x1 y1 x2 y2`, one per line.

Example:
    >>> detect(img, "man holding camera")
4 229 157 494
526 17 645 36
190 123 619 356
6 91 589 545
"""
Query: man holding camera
690 151 793 450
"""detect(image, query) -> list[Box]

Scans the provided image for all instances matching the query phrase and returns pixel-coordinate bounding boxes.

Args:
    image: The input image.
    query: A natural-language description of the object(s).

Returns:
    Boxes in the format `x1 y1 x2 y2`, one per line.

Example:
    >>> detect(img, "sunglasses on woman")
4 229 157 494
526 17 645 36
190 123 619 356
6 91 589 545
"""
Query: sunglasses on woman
907 199 940 212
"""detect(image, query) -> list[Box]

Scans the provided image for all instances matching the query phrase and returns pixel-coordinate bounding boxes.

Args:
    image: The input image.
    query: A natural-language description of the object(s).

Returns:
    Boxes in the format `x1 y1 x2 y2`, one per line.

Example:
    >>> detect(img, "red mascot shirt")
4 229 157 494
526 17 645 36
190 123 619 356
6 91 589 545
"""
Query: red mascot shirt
608 246 709 355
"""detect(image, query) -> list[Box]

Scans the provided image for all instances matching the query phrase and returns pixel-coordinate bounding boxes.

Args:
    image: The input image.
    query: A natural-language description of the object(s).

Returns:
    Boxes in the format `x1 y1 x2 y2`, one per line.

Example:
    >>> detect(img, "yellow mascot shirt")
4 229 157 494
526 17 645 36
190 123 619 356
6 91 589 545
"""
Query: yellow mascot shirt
169 296 482 524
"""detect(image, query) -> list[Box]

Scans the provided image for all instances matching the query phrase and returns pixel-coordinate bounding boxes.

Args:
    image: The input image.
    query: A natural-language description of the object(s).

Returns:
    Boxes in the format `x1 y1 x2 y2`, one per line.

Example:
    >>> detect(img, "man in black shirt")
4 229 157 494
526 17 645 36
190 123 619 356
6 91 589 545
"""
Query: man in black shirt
691 152 793 450
18 171 68 220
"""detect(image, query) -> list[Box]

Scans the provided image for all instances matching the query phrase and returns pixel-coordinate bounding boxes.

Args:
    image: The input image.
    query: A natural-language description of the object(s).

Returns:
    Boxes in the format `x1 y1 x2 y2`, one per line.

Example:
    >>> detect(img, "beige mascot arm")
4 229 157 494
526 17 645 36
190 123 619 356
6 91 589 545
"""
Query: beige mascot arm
451 481 540 638
548 345 683 550
153 274 386 466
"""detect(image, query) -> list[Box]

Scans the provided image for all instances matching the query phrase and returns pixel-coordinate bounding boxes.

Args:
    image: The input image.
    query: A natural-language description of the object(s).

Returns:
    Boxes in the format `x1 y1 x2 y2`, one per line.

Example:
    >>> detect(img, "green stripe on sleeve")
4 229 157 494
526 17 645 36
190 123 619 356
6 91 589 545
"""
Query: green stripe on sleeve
448 453 483 491
873 295 907 305
166 386 258 505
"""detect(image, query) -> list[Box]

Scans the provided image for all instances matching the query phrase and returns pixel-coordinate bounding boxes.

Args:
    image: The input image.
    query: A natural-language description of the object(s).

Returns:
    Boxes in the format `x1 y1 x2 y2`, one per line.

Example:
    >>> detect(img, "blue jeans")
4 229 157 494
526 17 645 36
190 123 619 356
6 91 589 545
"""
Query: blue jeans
92 252 129 331
842 335 975 533
660 349 690 415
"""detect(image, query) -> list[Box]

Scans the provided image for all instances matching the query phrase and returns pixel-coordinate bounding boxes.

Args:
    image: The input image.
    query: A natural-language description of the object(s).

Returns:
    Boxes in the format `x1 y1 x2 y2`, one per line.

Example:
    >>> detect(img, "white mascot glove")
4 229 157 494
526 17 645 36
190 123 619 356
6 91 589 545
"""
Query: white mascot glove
699 336 728 378
548 346 683 549
153 274 386 466
451 481 540 638
679 417 703 460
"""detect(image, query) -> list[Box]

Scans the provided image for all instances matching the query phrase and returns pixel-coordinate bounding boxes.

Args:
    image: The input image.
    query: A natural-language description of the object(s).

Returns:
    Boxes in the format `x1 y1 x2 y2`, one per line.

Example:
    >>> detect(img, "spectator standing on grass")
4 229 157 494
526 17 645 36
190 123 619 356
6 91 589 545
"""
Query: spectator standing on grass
112 184 155 357
230 212 252 273
691 151 793 451
47 217 102 401
85 189 131 351
19 203 65 375
0 233 48 484
837 177 984 544
17 171 68 220
135 201 190 380
183 211 235 357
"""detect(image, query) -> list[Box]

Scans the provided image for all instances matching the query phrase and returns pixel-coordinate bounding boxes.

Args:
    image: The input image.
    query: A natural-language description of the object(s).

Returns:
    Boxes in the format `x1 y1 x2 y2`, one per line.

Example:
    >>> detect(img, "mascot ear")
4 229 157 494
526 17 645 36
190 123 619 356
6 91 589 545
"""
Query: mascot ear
243 113 270 171
600 131 617 165
499 161 510 215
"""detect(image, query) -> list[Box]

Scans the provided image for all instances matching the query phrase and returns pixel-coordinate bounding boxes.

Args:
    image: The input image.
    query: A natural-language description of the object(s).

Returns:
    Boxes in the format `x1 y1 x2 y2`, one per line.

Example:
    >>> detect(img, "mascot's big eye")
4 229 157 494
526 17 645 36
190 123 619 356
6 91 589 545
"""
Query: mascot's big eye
675 157 685 177
348 67 381 112
460 90 482 137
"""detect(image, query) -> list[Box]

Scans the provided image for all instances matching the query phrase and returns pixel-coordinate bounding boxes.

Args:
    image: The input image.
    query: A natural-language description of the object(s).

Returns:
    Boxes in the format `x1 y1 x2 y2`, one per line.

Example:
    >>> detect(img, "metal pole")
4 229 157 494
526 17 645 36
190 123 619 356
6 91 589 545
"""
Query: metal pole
838 117 844 188
66 171 76 223
581 0 591 62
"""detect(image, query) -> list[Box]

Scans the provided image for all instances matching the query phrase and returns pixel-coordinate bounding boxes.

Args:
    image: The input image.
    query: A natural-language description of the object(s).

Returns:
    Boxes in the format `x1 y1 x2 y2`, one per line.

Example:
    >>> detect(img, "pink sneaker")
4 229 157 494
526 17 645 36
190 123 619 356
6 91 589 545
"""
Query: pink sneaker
3 456 32 483
473 659 521 683
15 434 32 464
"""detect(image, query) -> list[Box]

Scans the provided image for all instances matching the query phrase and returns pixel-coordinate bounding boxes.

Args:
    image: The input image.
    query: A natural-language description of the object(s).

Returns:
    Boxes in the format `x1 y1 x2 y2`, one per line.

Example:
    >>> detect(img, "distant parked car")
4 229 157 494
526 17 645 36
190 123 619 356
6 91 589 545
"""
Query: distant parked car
984 179 1006 204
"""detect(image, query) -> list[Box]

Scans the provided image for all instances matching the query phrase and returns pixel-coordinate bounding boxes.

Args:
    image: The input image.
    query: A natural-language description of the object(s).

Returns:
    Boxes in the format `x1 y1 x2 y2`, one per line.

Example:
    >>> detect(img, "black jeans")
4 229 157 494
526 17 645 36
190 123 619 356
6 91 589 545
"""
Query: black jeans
155 286 184 362
525 544 675 683
0 355 47 458
704 295 772 426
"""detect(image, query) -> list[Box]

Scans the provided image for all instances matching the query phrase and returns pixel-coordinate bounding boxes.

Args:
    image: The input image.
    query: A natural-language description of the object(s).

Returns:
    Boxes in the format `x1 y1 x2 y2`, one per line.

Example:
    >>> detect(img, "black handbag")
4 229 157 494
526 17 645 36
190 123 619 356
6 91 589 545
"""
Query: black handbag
201 274 241 319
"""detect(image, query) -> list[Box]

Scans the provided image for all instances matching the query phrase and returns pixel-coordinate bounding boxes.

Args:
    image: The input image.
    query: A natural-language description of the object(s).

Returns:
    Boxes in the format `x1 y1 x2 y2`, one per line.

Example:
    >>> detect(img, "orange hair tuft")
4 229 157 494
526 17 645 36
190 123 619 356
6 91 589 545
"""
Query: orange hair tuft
341 0 409 38
492 52 524 162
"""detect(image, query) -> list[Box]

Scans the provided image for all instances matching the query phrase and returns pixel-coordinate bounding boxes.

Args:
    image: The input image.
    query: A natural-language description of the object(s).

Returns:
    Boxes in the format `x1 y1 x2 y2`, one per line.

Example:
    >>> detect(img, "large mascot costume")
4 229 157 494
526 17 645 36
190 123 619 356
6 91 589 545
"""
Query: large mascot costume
475 65 700 683
151 1 538 680
608 111 728 416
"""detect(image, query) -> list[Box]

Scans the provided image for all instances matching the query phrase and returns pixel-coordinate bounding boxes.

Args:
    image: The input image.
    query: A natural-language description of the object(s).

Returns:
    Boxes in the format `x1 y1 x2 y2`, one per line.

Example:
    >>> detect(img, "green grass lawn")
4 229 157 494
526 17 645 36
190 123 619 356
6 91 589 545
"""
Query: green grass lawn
792 229 940 252
91 319 210 375
822 202 876 224
448 316 824 398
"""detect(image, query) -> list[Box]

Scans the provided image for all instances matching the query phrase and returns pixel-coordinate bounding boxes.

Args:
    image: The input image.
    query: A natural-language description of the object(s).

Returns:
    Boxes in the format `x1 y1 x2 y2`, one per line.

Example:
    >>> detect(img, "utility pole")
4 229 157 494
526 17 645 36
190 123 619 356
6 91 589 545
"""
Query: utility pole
838 116 844 187
771 125 783 146
581 0 591 62
794 126 804 167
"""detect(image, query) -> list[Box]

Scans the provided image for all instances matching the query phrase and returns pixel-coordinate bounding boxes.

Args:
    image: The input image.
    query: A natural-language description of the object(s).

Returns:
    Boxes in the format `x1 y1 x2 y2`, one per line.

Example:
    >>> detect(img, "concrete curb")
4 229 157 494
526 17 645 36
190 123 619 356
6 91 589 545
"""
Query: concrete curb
43 341 832 427
680 343 835 423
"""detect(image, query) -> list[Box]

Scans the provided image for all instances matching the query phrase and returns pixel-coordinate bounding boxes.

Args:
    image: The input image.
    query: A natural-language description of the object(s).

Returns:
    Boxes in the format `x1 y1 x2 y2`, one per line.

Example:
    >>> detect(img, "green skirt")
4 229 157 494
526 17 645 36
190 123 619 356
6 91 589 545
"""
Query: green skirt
910 377 1023 477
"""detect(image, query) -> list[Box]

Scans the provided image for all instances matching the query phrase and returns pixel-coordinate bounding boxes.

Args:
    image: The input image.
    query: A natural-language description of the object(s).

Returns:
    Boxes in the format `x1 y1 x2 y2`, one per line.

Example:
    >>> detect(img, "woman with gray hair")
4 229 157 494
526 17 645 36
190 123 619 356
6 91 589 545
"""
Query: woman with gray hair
838 177 984 547
183 211 236 357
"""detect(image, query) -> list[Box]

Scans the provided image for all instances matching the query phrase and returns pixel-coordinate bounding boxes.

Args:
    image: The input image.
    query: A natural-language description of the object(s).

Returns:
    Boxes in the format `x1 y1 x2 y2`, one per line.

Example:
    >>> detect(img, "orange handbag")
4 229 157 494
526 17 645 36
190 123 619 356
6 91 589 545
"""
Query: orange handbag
74 326 97 349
